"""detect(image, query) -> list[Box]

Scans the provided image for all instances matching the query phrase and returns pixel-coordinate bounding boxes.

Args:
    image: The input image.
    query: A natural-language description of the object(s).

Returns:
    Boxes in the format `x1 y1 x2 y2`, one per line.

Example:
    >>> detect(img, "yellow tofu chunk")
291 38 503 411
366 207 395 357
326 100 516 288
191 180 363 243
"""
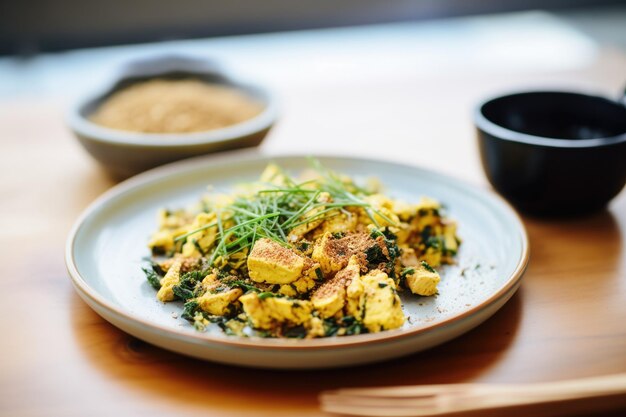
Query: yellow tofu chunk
306 316 326 338
247 238 305 284
391 199 417 222
148 210 196 254
312 233 346 276
311 209 358 239
443 221 459 253
158 254 201 275
201 272 218 289
279 275 317 297
411 197 443 229
201 193 234 211
311 285 345 318
400 246 419 267
345 268 365 319
181 212 217 257
361 194 400 227
196 288 243 316
259 163 287 185
312 232 373 276
277 258 322 297
420 247 442 267
311 255 360 318
240 293 313 330
287 192 333 242
277 285 297 298
346 269 404 332
157 208 194 229
287 206 326 242
148 230 175 254
406 262 440 296
156 259 182 302
393 223 412 245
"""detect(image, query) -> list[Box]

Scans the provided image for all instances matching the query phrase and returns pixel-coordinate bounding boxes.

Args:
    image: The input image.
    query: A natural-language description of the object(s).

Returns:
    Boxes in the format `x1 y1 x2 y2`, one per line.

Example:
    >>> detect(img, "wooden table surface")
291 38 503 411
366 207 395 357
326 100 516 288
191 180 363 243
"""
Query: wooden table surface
1 20 626 417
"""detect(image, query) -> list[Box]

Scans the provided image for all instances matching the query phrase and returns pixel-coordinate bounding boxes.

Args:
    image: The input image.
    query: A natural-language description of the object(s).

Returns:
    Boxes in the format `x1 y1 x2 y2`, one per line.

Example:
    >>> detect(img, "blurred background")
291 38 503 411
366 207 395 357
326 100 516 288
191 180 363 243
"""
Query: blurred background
1 0 625 181
3 3 626 417
2 0 625 55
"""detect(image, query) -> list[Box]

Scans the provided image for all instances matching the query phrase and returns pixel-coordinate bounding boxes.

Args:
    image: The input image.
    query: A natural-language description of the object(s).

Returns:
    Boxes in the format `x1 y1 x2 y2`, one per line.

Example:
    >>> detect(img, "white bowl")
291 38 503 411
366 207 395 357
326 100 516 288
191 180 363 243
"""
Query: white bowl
67 55 277 179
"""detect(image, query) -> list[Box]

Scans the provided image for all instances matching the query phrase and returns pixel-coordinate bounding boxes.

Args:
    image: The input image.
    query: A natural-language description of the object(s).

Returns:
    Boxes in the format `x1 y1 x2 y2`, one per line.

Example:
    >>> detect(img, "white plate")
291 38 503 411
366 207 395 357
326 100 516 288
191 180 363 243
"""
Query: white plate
65 153 529 369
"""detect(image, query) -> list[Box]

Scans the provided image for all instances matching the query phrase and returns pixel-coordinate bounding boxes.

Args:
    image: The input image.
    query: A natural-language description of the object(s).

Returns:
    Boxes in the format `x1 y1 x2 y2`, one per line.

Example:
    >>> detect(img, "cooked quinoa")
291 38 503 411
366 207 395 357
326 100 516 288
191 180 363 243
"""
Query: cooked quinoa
90 79 263 134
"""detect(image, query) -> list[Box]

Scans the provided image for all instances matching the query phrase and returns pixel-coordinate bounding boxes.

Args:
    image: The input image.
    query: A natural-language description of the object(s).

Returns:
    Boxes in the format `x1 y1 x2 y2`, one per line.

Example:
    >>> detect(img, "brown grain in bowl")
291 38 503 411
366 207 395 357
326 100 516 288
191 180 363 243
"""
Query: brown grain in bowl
89 79 264 134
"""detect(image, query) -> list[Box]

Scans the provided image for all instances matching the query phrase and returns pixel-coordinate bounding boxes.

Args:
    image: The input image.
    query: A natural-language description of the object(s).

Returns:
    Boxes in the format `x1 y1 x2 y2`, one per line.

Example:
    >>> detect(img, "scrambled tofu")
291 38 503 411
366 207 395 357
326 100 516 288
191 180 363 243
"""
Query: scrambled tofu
181 212 217 257
240 293 313 330
346 269 404 332
310 209 358 239
287 192 332 242
312 232 374 276
156 259 182 302
277 256 322 297
311 255 360 318
247 238 305 284
197 288 243 315
405 262 441 296
144 162 460 338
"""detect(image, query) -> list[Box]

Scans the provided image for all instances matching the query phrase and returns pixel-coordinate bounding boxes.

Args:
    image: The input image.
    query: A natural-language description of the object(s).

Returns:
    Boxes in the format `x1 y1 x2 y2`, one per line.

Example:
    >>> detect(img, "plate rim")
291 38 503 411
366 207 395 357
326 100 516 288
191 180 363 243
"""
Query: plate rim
65 151 529 351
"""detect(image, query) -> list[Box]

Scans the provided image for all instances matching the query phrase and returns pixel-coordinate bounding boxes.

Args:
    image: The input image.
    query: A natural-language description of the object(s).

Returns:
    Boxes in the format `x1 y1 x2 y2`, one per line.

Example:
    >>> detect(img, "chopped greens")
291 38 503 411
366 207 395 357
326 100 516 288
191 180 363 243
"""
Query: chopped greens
142 266 162 290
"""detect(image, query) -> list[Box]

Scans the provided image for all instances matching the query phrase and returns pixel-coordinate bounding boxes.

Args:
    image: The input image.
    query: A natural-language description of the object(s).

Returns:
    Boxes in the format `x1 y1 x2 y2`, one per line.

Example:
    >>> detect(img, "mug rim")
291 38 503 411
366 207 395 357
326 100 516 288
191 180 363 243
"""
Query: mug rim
474 89 626 149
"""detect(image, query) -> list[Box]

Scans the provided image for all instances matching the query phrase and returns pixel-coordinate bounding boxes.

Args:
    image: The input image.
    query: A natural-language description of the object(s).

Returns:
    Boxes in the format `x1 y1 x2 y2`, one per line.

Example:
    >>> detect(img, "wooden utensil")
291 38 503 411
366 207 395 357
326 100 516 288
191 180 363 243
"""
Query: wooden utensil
320 374 626 416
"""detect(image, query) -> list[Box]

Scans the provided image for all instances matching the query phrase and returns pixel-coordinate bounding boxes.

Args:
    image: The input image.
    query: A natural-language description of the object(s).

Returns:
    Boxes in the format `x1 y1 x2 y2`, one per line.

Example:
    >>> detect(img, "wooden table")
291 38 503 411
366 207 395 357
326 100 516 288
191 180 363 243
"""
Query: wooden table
1 20 626 417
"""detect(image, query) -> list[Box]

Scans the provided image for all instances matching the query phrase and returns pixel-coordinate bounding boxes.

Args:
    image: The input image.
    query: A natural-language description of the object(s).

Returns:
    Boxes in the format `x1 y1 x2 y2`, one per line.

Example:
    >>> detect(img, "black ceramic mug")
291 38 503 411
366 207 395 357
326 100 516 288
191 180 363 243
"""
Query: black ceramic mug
475 90 626 216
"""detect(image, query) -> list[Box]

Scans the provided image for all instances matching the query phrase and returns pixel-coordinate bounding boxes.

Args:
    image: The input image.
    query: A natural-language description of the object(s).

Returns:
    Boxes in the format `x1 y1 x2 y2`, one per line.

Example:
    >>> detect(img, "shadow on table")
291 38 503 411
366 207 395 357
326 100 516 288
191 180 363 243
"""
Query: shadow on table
522 208 623 278
70 286 523 413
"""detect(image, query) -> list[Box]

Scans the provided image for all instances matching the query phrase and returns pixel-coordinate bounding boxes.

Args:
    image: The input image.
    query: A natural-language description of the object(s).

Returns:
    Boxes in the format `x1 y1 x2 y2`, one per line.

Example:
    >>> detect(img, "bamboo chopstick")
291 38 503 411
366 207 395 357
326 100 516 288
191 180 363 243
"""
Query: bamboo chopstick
320 374 626 417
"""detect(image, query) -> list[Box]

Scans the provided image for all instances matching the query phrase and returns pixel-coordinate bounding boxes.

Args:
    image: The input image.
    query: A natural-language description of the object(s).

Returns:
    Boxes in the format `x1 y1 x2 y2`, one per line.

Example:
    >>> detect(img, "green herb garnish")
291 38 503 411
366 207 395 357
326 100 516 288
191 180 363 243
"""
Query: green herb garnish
226 279 261 293
258 291 279 300
421 261 436 273
171 159 396 270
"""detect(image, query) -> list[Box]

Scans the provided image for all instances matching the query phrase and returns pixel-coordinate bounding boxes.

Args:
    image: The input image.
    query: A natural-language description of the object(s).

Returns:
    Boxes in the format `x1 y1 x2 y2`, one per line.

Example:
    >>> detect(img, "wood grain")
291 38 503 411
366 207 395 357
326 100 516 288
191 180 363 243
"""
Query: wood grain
320 374 626 416
1 47 625 417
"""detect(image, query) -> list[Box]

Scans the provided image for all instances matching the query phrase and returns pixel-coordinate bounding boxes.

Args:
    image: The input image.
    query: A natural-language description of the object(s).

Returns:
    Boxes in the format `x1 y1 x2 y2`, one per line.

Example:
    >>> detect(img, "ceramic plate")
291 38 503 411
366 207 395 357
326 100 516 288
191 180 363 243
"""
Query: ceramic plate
66 153 529 369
